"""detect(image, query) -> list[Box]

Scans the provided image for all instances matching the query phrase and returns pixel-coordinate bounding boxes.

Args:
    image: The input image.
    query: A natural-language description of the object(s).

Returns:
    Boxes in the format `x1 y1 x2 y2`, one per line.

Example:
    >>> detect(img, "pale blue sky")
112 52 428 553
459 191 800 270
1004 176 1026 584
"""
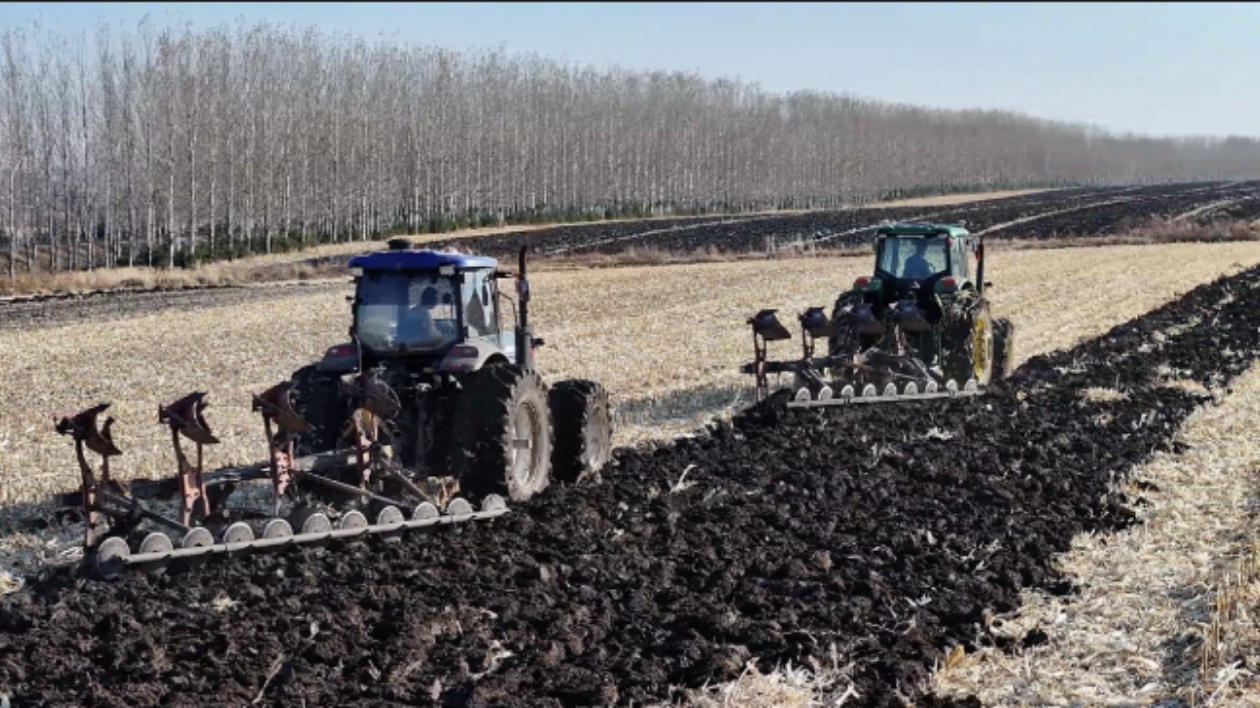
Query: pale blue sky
2 2 1256 138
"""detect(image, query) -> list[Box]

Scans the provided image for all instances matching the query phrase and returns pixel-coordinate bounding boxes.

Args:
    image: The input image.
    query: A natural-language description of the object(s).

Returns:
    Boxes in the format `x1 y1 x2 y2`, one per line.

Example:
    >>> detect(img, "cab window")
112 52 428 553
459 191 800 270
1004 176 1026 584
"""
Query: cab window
460 268 498 340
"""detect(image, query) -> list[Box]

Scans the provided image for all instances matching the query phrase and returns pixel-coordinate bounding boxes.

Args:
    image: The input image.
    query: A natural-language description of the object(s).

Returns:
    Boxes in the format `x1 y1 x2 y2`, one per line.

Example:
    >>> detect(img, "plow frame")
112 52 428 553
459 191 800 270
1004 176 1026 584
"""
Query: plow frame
53 378 511 580
740 307 984 408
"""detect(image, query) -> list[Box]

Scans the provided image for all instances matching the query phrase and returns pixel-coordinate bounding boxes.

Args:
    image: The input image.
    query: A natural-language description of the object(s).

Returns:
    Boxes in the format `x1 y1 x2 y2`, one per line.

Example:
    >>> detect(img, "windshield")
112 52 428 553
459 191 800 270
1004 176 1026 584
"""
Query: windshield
354 271 460 353
877 237 948 280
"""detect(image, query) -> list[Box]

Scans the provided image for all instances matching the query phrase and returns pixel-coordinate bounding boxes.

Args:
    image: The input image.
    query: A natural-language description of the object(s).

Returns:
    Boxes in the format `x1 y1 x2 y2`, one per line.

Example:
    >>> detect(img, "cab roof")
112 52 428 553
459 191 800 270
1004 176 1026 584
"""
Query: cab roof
875 221 970 238
348 249 498 272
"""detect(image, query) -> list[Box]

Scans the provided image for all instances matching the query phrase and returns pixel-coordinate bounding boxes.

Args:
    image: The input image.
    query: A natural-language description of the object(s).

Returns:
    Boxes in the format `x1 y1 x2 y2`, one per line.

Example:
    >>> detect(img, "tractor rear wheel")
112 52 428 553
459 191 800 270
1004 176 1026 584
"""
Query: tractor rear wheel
451 364 553 502
992 317 1017 381
943 305 994 387
827 291 864 358
289 364 350 457
971 307 995 386
549 379 613 484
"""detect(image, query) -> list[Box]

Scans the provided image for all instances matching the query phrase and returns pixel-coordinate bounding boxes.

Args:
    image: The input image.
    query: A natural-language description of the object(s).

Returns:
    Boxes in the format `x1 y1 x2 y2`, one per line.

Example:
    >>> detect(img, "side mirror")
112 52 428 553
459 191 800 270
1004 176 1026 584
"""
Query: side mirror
345 295 354 303
984 281 993 288
532 337 546 348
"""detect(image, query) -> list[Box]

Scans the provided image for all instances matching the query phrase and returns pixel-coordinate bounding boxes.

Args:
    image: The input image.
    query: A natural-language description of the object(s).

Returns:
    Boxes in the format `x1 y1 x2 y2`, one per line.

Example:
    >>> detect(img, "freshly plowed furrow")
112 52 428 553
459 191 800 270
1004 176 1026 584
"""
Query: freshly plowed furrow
3 265 1260 706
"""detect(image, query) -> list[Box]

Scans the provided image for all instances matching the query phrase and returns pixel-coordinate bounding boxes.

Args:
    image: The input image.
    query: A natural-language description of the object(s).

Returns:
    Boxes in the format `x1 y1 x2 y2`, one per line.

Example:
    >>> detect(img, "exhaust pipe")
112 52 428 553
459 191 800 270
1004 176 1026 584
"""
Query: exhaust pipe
516 245 531 369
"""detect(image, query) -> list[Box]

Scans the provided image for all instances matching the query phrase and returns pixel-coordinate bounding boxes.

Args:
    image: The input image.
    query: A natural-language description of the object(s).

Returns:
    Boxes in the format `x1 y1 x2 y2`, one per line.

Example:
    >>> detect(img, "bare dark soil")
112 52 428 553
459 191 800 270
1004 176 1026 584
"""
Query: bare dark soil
2 262 1259 705
424 186 1109 256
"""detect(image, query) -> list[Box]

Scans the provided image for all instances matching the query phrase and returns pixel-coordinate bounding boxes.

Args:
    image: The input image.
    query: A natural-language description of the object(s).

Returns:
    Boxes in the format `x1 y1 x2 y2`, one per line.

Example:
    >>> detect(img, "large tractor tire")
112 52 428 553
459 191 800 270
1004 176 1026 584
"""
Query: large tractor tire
992 317 1017 381
549 379 613 485
827 291 865 358
943 305 994 387
451 364 554 502
970 306 995 387
288 364 350 457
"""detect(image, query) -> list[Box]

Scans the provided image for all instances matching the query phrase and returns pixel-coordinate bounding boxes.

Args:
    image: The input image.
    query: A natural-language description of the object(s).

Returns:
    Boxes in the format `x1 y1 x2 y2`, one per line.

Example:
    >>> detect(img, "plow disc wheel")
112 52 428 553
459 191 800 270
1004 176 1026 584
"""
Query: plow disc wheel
287 508 332 541
222 522 255 545
180 527 215 570
95 537 131 580
480 494 508 513
263 519 294 541
337 510 368 531
374 505 404 526
548 379 613 485
446 498 474 518
412 502 440 521
373 504 405 544
222 522 255 558
139 532 174 575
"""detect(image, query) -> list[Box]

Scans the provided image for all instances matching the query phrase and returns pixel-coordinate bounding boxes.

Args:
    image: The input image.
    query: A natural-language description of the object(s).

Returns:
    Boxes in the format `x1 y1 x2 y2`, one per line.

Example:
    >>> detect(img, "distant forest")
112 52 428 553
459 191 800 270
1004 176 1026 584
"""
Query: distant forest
2 20 1259 275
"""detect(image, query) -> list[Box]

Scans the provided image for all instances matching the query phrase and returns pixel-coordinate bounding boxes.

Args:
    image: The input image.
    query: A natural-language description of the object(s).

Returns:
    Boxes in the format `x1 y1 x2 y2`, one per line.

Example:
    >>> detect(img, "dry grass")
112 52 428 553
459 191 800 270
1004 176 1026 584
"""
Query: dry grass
872 188 1053 209
677 649 862 707
931 362 1260 706
0 189 1054 298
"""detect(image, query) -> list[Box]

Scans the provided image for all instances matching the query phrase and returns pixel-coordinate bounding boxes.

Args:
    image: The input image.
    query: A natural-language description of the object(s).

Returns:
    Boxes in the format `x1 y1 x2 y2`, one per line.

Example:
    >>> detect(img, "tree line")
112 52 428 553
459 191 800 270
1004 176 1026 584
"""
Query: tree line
2 19 1259 276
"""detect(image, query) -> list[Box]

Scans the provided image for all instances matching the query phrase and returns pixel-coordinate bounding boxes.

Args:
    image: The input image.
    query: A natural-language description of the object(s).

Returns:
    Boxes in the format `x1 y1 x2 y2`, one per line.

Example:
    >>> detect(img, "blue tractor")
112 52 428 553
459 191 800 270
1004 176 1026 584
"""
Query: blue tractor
287 239 613 504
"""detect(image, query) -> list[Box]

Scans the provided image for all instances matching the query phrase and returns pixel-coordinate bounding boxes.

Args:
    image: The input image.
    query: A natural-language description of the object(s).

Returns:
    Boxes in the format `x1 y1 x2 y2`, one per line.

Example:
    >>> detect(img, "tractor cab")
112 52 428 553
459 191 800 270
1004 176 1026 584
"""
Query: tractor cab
316 239 531 375
851 222 979 315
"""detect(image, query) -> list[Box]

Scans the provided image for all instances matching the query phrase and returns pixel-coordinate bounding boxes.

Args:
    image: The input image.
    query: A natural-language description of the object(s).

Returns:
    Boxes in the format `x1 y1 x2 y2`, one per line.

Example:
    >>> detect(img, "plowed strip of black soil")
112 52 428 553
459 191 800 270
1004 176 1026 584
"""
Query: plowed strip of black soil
0 282 346 332
3 267 1260 707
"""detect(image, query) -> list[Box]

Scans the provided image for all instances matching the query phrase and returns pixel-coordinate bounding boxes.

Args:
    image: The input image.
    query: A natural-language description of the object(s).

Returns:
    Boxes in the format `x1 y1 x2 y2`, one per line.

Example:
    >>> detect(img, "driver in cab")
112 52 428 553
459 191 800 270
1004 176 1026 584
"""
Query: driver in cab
399 282 455 348
902 240 941 281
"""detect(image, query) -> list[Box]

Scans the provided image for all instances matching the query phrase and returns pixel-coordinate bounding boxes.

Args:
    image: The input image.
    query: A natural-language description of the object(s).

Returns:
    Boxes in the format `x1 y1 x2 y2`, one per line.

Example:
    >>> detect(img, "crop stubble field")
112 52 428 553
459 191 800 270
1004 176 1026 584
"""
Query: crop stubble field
2 183 1260 706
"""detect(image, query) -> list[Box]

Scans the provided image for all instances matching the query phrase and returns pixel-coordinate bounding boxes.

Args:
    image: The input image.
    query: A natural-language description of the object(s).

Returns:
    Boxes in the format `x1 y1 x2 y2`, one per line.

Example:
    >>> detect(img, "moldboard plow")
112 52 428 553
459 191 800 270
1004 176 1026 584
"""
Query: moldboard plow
54 382 507 580
741 307 983 408
741 221 1016 408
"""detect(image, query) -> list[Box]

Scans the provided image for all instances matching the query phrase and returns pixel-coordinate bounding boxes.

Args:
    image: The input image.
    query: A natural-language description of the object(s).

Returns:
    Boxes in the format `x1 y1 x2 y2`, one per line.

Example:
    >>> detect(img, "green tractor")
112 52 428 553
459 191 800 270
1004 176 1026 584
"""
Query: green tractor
742 221 1016 406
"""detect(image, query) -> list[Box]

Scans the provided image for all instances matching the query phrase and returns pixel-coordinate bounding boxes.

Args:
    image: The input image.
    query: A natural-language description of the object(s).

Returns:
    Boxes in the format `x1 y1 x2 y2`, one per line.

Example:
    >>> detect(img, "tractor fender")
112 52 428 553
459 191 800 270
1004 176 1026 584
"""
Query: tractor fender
437 340 511 374
315 342 361 375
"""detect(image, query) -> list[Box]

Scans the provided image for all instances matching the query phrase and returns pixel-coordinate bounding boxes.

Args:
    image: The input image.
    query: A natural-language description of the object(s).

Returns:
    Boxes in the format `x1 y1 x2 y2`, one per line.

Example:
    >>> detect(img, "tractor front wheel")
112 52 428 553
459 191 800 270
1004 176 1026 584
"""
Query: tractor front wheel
549 379 613 485
451 364 554 502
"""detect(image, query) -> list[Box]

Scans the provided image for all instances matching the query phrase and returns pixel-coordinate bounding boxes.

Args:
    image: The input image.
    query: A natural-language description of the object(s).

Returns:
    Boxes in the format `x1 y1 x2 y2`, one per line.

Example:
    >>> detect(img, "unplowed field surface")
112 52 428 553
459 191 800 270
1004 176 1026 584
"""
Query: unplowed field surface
2 263 1259 707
